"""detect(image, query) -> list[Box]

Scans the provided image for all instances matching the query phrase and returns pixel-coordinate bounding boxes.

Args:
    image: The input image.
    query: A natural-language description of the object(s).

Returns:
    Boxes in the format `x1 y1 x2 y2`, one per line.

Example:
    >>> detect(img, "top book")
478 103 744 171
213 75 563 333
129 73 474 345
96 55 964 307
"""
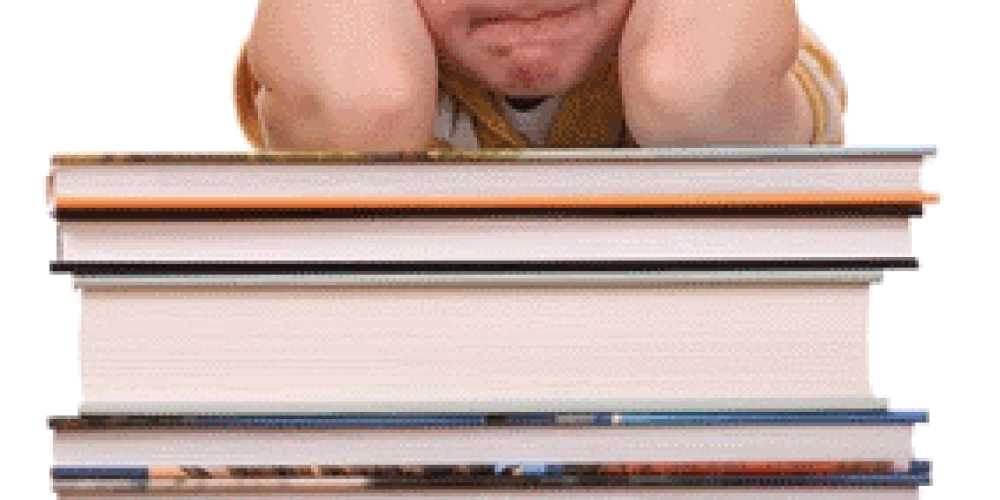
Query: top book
48 147 937 212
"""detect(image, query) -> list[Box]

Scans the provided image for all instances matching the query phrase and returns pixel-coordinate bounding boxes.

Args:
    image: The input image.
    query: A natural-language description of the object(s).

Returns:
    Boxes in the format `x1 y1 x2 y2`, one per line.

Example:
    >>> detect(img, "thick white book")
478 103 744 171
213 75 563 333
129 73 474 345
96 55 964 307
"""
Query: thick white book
74 271 886 414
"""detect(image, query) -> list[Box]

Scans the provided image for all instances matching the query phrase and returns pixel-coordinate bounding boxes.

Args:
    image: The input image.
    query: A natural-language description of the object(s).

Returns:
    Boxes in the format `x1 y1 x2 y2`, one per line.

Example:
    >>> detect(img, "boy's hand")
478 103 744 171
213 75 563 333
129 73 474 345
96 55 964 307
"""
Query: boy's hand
619 0 813 146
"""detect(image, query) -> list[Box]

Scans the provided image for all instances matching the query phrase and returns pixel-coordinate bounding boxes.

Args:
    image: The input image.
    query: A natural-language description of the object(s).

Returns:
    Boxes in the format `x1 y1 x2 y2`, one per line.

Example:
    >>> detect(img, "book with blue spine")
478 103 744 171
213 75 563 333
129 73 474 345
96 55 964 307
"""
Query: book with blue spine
50 409 928 430
52 460 931 493
51 409 929 495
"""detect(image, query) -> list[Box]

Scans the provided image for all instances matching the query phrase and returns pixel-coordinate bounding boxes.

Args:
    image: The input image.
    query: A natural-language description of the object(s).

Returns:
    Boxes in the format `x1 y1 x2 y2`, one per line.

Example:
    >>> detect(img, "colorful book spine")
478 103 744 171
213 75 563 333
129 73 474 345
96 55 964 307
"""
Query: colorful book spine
50 410 928 431
53 461 931 492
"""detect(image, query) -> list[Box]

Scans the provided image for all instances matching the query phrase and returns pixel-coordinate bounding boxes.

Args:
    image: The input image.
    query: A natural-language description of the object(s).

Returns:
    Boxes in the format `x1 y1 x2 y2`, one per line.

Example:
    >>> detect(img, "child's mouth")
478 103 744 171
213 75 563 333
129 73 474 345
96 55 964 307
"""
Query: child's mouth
470 5 584 29
469 4 587 46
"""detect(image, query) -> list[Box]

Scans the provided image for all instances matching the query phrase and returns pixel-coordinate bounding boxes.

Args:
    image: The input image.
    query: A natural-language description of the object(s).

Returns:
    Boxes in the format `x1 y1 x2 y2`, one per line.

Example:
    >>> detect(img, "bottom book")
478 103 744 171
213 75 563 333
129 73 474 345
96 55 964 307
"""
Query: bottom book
52 491 927 500
54 460 930 495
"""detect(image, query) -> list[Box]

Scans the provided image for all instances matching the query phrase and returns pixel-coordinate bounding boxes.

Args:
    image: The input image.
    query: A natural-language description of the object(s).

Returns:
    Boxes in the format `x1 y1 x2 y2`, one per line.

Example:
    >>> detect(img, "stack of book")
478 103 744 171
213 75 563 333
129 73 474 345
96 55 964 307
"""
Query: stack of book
47 147 935 499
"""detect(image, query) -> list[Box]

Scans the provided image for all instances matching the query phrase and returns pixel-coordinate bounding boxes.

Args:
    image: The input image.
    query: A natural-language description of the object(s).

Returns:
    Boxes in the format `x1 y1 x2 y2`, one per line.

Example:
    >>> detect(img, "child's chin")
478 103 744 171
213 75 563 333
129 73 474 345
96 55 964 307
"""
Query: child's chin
479 64 586 97
489 81 569 98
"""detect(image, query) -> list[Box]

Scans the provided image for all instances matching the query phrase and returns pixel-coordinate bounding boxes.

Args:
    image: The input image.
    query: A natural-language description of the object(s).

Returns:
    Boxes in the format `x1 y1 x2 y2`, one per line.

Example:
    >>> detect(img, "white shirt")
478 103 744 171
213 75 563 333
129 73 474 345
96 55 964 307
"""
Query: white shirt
434 94 563 149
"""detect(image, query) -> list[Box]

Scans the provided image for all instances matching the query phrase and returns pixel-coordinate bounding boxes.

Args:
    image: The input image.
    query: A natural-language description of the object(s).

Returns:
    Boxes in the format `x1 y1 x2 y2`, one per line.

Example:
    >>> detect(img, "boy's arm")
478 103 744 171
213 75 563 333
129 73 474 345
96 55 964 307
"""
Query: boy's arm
244 0 438 151
620 0 832 146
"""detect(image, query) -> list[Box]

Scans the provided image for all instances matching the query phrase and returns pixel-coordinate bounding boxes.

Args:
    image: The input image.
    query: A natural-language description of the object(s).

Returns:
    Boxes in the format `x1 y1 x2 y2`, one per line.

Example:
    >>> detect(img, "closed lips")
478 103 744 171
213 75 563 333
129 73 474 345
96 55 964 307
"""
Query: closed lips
470 5 584 29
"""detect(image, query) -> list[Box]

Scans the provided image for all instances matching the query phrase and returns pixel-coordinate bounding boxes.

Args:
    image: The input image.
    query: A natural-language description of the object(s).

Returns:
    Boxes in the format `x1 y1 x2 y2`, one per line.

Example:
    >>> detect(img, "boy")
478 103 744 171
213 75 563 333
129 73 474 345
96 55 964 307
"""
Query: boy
235 0 845 151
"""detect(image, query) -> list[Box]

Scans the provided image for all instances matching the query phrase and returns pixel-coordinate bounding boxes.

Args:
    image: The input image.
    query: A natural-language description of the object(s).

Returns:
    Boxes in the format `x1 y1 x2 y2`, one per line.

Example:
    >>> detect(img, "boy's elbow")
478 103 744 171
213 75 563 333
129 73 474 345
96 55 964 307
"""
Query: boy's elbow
257 81 436 152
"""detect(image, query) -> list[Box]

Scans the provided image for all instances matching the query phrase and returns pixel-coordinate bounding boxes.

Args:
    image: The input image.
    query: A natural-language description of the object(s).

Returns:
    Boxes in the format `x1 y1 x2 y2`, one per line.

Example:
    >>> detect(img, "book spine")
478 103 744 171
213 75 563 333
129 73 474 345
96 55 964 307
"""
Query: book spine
53 461 931 492
50 410 927 431
52 475 932 492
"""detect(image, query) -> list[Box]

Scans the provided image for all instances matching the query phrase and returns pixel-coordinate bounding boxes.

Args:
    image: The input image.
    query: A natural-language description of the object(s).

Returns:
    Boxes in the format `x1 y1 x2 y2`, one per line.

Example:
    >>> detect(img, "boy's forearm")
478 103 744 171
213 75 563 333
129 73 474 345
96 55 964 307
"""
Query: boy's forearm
621 62 814 147
247 0 437 151
248 0 436 102
620 0 812 146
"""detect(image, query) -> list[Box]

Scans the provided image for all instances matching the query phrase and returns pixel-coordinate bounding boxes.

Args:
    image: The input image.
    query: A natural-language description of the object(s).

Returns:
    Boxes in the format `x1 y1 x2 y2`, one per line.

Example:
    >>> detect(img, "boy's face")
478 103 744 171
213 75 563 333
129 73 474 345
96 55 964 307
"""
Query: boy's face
416 1 633 97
